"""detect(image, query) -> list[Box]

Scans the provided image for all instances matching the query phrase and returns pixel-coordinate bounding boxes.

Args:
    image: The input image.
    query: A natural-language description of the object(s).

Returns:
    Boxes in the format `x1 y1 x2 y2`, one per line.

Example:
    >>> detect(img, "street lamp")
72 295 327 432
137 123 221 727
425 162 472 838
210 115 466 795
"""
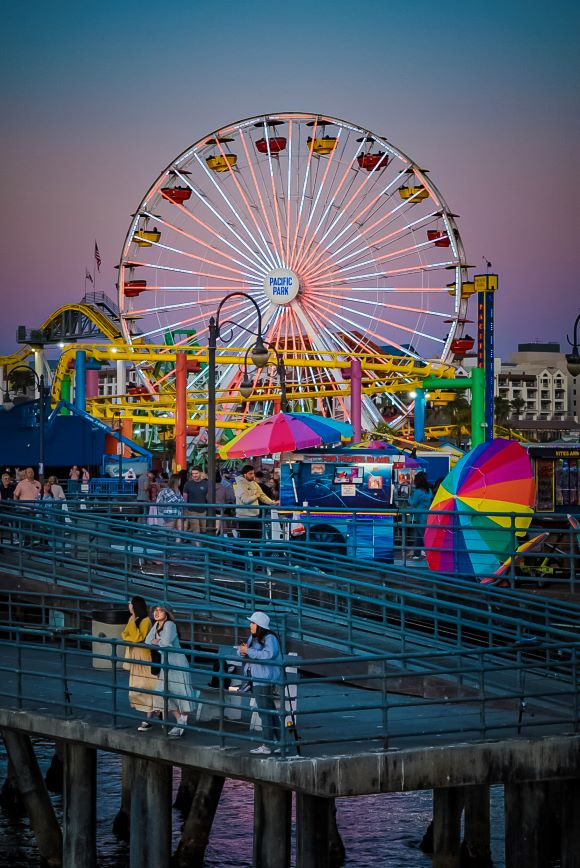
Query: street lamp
207 292 273 507
2 365 46 484
566 313 580 377
239 342 288 412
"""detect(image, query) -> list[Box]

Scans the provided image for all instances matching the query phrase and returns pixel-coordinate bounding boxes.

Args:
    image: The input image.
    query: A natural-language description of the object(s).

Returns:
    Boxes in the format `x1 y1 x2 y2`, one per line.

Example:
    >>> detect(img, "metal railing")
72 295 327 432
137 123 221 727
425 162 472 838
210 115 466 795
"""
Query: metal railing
0 589 578 756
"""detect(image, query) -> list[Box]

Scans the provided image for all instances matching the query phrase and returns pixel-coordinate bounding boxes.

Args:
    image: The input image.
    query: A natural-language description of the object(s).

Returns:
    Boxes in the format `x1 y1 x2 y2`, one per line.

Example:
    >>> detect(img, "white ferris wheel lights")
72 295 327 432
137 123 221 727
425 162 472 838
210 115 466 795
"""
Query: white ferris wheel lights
119 113 468 425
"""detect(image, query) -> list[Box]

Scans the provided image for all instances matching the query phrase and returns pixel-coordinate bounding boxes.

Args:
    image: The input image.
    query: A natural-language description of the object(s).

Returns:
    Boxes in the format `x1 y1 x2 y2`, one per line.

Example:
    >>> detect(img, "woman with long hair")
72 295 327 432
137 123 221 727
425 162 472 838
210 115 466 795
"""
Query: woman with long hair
144 605 196 737
237 610 282 754
122 596 156 721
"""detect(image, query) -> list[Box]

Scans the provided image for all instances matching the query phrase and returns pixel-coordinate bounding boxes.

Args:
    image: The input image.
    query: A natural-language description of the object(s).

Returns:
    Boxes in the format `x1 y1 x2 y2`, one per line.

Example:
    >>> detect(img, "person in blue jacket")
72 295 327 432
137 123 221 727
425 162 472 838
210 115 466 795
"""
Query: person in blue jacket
237 610 282 754
407 472 433 560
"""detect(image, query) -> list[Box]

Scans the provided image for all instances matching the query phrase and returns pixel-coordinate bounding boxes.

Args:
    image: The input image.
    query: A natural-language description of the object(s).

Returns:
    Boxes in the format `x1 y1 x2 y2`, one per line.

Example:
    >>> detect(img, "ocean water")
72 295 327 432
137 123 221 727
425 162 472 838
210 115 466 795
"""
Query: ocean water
0 739 511 867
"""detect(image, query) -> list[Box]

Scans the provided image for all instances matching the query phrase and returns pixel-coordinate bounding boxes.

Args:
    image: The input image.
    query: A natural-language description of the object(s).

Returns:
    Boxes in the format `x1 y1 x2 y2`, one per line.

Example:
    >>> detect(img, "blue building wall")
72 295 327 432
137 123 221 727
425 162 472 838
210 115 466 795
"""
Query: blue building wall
0 399 105 467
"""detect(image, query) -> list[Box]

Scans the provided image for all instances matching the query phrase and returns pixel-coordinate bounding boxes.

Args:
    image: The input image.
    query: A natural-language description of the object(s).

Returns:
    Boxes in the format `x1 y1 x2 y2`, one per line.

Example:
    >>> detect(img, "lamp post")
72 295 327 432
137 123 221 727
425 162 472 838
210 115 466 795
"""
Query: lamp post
239 343 288 413
207 292 270 507
2 366 46 484
566 313 580 377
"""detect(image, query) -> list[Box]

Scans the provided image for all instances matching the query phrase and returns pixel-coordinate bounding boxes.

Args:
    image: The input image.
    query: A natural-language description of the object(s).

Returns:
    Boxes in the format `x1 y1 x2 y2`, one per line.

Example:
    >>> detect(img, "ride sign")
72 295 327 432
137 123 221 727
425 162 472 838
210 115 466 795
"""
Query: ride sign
263 268 299 305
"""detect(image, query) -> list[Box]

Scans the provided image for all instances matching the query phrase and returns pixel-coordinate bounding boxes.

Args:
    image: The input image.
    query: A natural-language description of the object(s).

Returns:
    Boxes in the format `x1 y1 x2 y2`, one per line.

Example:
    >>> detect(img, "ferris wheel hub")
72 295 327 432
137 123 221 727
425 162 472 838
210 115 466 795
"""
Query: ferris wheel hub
263 267 300 306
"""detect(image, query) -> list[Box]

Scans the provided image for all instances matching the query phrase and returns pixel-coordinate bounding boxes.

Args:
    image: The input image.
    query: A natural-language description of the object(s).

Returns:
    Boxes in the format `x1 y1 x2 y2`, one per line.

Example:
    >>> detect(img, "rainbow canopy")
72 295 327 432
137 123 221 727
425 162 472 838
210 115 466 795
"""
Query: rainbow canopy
218 412 353 459
424 439 535 576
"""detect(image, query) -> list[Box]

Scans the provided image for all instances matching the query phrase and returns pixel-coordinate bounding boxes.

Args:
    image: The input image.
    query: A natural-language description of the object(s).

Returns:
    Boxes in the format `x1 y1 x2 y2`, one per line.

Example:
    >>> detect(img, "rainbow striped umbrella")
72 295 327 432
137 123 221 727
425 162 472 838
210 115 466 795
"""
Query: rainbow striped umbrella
424 439 535 576
218 412 353 459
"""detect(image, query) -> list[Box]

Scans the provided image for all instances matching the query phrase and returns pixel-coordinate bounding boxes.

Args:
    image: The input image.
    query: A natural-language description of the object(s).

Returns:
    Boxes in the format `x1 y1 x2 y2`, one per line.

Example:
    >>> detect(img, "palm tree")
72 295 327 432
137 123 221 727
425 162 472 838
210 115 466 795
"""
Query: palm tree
494 396 512 427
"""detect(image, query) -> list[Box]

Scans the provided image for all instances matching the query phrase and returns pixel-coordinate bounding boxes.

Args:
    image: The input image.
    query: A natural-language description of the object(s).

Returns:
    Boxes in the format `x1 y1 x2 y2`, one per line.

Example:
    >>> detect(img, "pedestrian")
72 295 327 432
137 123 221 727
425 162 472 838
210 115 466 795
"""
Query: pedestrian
0 472 15 501
13 467 41 501
121 596 156 720
81 467 90 483
407 472 433 560
155 473 184 536
236 610 282 754
255 470 275 500
0 471 15 544
136 471 151 502
235 465 277 547
47 475 66 501
69 466 80 482
215 470 235 536
144 604 196 737
183 466 208 538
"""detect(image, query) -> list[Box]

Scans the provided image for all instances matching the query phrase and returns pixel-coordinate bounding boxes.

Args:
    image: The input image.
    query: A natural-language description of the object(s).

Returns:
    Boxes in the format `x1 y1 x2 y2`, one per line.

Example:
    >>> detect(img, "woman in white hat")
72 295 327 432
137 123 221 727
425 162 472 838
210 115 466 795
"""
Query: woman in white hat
237 611 282 754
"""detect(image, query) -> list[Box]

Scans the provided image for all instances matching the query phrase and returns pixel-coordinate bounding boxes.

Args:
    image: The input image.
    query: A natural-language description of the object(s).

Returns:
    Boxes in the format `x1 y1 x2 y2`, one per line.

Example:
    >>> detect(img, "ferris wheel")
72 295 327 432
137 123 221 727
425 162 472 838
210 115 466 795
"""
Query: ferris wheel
118 112 470 427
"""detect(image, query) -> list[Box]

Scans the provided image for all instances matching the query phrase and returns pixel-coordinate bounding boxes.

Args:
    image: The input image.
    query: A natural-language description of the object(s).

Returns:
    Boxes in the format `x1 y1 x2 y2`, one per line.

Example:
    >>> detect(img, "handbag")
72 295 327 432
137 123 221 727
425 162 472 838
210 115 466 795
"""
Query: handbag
150 649 161 676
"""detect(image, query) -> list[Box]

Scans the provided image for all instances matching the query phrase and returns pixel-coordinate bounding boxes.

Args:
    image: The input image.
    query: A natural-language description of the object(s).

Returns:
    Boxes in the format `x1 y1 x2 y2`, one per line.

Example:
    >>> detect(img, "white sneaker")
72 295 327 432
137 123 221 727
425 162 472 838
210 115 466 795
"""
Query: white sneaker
250 744 271 754
167 726 184 738
137 721 151 731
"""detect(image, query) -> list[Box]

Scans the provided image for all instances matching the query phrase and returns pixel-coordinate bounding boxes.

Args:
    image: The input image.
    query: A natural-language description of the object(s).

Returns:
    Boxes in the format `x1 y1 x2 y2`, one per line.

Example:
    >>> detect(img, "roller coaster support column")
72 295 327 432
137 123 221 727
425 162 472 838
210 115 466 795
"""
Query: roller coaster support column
349 358 362 443
175 352 187 472
74 350 86 412
175 353 202 472
414 388 426 443
116 359 126 405
423 367 486 448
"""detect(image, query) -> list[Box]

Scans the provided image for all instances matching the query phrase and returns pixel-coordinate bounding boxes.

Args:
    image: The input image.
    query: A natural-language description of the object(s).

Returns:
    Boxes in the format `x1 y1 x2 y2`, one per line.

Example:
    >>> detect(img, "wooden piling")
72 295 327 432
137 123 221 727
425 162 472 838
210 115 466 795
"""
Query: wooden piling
174 766 200 813
112 755 134 841
0 756 25 813
129 757 172 868
296 793 332 868
173 772 225 867
461 784 491 867
560 779 580 867
433 786 463 868
253 782 292 868
63 743 97 868
45 740 64 794
2 729 63 867
504 781 551 868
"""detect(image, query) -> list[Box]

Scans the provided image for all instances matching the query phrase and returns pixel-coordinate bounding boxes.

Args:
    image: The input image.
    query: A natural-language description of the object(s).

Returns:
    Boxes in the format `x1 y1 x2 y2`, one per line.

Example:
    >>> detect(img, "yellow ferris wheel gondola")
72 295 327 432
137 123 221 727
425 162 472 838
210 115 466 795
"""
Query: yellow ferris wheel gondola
133 228 161 247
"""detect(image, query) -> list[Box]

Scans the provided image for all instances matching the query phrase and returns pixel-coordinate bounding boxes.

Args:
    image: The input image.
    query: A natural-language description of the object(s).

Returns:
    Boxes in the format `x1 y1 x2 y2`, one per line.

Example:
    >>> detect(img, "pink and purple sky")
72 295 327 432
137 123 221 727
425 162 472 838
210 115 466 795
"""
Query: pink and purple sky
1 0 579 357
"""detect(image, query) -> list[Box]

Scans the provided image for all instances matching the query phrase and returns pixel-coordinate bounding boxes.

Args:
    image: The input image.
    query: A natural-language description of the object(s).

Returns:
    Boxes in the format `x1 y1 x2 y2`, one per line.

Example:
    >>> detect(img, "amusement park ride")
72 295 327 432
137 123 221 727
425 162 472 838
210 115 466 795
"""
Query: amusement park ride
1 112 497 465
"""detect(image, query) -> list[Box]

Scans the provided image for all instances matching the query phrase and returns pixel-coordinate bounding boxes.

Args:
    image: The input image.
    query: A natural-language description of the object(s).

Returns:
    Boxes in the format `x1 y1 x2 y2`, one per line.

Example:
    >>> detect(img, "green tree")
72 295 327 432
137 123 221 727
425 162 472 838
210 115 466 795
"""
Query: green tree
510 396 526 419
494 396 512 427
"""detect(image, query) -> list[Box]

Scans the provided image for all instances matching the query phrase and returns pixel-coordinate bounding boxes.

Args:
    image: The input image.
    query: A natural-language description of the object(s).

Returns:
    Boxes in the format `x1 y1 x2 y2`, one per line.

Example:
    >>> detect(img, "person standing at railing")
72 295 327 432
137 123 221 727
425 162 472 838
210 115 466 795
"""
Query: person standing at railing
13 466 40 501
235 465 277 548
183 466 208 540
69 465 80 495
155 473 185 538
407 472 433 560
122 596 156 725
237 610 282 754
144 604 196 738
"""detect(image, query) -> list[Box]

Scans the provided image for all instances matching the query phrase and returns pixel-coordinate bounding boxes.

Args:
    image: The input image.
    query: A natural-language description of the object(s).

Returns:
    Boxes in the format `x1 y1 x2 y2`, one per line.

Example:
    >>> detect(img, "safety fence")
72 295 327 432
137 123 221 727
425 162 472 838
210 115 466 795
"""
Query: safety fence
0 589 578 756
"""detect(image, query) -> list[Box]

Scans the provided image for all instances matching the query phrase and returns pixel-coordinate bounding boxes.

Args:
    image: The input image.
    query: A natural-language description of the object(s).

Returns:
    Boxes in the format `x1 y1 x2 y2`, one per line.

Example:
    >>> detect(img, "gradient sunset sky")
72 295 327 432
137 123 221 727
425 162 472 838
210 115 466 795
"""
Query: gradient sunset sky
1 0 579 357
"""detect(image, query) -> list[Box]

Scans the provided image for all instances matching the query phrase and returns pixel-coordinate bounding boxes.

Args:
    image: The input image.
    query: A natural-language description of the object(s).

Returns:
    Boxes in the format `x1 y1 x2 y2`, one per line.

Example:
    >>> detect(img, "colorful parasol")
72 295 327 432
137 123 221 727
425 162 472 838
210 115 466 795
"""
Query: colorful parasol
218 412 353 459
424 439 536 576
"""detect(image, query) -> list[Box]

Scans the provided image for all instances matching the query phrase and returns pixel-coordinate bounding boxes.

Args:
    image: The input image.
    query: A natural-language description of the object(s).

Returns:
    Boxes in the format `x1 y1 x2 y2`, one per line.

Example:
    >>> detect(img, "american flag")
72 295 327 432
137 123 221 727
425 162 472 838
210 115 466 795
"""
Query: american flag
85 269 94 284
94 241 102 272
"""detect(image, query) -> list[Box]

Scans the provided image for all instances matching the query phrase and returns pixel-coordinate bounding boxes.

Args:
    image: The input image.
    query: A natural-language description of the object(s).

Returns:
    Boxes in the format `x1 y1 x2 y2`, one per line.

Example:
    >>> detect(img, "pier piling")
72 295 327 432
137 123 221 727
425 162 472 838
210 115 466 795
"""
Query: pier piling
504 781 551 868
433 786 463 868
63 743 97 868
129 757 172 868
296 793 332 868
461 784 491 867
253 782 292 868
173 772 225 867
2 729 63 866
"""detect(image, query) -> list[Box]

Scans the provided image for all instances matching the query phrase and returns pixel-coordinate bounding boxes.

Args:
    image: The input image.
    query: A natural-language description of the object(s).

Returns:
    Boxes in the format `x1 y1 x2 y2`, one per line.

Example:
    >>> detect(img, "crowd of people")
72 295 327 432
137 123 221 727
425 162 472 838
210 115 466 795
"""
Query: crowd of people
139 464 280 541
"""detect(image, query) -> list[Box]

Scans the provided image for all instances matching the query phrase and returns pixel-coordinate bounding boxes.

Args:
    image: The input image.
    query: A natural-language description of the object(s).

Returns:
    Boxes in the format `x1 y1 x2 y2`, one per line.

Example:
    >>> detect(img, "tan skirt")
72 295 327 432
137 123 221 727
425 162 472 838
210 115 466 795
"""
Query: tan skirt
123 645 156 713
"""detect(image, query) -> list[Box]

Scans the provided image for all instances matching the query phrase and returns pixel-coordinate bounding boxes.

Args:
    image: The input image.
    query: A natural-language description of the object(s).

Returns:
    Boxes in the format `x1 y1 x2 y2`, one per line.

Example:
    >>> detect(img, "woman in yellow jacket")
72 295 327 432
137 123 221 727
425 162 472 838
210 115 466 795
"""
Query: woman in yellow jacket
122 596 156 716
